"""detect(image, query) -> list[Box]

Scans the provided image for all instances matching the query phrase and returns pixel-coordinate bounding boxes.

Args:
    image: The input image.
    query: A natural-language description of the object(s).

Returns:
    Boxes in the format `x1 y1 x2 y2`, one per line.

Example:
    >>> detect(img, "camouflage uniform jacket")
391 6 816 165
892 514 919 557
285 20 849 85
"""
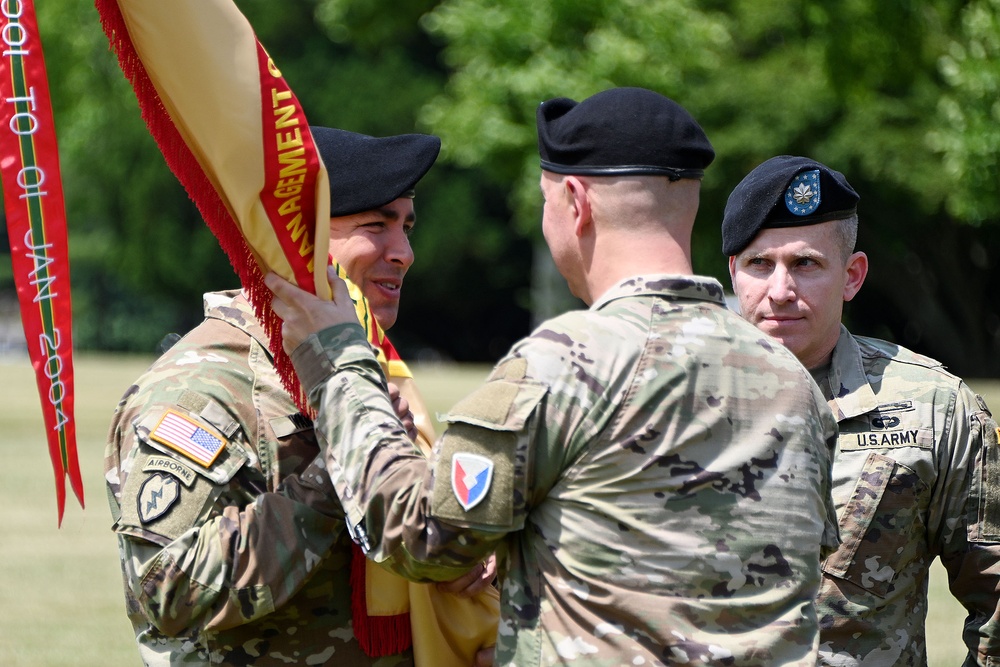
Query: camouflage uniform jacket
813 326 1000 666
105 290 412 666
295 274 841 666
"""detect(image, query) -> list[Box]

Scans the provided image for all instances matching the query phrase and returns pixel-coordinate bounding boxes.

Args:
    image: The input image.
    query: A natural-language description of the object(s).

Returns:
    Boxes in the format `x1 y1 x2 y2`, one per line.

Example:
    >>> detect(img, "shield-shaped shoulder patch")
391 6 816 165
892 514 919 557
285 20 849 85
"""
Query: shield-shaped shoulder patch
451 452 494 511
137 473 180 524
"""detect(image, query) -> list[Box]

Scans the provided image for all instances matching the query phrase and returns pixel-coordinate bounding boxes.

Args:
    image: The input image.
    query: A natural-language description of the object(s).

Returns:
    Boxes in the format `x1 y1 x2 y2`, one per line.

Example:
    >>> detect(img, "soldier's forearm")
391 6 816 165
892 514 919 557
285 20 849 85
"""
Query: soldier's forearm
296 325 499 579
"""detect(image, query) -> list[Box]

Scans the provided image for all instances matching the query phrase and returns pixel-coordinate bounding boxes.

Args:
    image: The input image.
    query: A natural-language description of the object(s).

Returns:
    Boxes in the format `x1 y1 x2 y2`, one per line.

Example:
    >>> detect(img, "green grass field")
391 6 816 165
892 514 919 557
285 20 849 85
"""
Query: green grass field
0 354 993 665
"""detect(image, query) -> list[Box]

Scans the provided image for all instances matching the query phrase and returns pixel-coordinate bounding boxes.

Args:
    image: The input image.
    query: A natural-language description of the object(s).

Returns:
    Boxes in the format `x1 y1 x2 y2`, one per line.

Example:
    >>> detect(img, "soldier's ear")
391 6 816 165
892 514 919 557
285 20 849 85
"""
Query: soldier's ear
843 251 868 302
564 176 592 238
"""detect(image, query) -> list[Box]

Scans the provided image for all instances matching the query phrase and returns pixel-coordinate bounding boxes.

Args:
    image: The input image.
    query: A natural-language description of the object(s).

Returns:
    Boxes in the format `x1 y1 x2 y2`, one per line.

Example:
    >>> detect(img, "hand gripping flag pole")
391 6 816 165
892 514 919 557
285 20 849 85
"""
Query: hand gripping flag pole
0 0 83 526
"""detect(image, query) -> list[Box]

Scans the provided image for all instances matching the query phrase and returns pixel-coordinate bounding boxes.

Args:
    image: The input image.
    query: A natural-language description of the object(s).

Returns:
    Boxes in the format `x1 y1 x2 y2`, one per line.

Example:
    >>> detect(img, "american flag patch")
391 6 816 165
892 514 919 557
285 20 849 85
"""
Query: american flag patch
150 409 226 467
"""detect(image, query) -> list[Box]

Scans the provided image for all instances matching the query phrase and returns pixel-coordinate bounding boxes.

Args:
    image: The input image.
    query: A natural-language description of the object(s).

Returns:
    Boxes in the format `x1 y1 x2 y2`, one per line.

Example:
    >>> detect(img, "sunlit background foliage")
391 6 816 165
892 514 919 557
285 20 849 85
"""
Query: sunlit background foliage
2 0 997 373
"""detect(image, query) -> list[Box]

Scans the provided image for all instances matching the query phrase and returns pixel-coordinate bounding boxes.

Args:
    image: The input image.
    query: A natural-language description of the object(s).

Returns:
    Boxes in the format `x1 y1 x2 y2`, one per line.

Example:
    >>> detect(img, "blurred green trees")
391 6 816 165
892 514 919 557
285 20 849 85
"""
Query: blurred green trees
413 0 1000 372
2 0 997 373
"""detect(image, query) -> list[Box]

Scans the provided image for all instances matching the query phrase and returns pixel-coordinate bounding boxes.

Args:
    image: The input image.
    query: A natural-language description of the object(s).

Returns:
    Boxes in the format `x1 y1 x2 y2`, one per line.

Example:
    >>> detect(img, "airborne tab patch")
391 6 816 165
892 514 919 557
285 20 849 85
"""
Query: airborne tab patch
452 453 494 511
143 455 197 487
150 409 226 468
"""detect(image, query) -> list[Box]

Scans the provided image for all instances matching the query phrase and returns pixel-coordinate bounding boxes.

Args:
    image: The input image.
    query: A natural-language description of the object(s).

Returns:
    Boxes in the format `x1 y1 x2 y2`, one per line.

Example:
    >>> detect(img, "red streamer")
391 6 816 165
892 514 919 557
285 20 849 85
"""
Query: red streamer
0 0 83 525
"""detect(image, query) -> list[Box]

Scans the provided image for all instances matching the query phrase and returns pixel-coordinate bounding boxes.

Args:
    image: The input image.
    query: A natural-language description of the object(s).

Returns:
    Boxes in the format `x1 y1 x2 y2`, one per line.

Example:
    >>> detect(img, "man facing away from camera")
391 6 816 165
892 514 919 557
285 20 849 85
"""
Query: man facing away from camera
266 88 841 666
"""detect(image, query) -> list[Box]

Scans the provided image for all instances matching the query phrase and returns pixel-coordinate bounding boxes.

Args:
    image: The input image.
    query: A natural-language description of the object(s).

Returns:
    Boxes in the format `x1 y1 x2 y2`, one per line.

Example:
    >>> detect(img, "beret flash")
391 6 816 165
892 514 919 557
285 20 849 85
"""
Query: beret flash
536 87 715 180
311 126 441 217
721 155 859 256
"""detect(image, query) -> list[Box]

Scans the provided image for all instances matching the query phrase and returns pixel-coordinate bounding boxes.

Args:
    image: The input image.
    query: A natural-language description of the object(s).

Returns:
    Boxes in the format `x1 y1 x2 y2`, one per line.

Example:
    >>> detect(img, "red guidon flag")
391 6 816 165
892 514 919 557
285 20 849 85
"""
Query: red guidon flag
0 0 83 526
94 0 408 408
94 1 497 664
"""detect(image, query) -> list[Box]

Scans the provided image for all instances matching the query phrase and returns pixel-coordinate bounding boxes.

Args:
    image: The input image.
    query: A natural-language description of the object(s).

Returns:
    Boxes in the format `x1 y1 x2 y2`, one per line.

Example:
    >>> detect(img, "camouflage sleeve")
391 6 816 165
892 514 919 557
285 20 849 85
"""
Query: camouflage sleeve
295 323 523 583
110 404 346 637
813 380 842 560
937 385 1000 663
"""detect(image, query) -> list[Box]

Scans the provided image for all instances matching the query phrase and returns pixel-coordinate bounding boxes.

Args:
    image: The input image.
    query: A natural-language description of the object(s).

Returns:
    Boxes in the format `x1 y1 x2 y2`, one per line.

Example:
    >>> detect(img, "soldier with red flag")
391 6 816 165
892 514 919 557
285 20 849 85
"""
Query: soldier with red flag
106 127 499 666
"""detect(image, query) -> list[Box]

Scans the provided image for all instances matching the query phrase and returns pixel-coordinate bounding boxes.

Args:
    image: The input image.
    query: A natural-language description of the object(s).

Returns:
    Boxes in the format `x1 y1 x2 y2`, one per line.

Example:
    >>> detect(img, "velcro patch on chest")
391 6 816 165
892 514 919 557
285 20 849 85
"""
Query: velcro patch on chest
149 409 226 467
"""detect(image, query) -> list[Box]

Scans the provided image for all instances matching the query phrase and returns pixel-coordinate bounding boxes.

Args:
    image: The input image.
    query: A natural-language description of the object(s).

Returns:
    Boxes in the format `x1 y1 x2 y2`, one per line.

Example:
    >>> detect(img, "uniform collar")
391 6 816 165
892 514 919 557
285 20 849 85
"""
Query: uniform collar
826 324 878 420
590 274 727 311
203 290 273 353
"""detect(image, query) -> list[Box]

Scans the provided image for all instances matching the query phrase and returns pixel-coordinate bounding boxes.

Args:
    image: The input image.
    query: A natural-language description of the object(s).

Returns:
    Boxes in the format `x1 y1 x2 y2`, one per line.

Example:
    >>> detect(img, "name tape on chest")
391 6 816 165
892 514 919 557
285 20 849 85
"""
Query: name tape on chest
840 427 932 451
149 409 226 468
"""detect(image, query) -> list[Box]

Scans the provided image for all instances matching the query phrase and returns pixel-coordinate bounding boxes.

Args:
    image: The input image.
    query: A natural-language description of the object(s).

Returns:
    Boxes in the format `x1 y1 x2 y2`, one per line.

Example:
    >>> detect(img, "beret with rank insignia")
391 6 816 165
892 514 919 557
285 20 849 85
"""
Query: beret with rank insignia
722 155 860 256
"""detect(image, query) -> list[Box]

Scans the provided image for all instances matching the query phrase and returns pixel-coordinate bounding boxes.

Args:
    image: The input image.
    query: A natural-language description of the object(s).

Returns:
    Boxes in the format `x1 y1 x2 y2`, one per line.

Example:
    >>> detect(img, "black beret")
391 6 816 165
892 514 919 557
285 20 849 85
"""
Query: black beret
721 155 859 256
311 126 441 217
536 87 715 180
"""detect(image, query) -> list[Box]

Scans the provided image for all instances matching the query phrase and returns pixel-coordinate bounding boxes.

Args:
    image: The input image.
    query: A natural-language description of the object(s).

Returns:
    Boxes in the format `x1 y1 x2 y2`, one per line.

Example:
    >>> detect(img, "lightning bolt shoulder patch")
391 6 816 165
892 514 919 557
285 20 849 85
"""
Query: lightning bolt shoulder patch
137 473 180 524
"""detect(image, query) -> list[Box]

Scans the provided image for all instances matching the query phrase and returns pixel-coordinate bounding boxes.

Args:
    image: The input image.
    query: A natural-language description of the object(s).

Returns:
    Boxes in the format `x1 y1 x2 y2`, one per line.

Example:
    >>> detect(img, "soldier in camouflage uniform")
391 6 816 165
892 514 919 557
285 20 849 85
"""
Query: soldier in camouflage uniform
723 155 1000 665
105 127 497 666
267 88 841 666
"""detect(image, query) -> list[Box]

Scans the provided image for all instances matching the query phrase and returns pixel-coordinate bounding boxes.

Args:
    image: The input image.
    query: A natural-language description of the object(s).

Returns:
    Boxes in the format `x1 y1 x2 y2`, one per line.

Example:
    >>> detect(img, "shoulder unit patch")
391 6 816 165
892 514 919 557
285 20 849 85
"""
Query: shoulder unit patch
137 473 180 524
451 452 494 511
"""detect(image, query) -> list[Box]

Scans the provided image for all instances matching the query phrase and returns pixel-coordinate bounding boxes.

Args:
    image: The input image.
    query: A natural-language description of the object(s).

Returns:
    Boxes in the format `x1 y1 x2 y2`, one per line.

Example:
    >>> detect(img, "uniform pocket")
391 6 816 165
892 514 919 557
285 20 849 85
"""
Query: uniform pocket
822 452 926 598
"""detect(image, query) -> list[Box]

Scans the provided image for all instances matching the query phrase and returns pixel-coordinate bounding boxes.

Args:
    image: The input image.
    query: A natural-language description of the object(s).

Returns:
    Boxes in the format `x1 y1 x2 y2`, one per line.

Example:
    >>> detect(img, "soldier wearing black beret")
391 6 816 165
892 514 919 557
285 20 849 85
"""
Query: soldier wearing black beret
533 86 718 301
725 155 1000 666
267 87 840 666
106 121 505 667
